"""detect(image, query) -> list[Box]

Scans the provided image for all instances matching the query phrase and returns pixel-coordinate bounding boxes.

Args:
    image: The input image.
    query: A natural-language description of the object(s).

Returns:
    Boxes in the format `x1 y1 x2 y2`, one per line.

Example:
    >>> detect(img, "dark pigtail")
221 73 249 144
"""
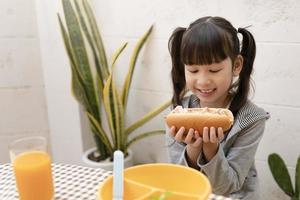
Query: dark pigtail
230 28 256 115
168 27 186 107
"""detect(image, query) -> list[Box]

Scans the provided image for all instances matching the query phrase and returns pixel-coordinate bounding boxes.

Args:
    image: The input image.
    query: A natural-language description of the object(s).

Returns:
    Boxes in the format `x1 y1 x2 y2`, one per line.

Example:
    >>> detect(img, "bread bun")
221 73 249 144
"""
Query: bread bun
165 106 234 135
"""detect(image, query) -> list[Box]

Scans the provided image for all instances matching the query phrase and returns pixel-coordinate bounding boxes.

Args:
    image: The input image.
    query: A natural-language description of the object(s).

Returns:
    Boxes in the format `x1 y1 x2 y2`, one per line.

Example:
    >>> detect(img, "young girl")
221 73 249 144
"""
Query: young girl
166 16 270 200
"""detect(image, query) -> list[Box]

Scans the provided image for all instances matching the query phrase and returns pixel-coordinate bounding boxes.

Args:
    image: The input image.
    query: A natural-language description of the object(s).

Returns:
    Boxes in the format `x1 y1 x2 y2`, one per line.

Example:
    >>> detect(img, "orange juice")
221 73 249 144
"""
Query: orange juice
13 151 54 200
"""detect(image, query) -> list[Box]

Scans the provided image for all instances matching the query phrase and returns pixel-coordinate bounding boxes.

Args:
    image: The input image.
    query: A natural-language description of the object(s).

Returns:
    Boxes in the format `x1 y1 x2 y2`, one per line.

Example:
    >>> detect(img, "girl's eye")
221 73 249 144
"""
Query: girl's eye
209 69 221 73
188 70 198 73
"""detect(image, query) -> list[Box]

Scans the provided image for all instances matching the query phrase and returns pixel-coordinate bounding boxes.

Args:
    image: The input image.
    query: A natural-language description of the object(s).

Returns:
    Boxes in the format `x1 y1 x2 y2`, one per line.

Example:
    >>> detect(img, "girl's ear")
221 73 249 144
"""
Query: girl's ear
233 55 243 76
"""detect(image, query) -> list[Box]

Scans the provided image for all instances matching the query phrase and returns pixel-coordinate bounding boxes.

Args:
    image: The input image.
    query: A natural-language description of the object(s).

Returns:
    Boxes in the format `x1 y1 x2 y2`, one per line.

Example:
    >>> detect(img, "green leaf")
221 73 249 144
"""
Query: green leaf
126 130 165 148
111 42 128 70
125 100 171 136
82 0 109 78
92 132 109 160
268 153 294 196
58 15 76 68
73 0 105 98
62 0 99 119
86 112 113 153
103 74 125 150
102 42 128 150
58 15 93 113
295 156 300 198
121 25 153 109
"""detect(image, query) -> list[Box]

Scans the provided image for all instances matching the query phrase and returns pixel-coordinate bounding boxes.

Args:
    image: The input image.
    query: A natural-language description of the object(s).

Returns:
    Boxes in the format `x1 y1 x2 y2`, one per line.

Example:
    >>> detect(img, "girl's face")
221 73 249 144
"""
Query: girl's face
185 56 242 108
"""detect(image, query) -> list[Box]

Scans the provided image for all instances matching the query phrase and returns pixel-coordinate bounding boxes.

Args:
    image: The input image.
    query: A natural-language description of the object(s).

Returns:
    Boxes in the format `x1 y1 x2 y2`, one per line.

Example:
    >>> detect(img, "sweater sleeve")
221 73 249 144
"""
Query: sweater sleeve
165 126 189 166
197 119 267 195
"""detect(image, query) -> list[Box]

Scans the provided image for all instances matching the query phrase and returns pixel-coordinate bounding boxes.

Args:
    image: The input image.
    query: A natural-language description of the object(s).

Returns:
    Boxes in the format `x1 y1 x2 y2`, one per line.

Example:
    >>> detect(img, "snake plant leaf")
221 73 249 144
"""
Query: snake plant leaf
268 153 294 196
126 130 165 148
91 131 109 160
62 0 99 119
103 42 127 149
103 75 116 147
111 42 128 69
73 0 104 97
86 112 113 153
295 156 300 198
121 25 153 109
125 100 171 136
82 0 109 79
58 15 93 113
58 15 76 68
103 74 125 150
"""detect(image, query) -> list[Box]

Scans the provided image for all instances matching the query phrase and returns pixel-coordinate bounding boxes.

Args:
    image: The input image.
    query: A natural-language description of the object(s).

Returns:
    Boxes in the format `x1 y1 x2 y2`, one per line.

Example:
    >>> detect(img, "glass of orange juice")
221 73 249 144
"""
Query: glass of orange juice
9 136 54 200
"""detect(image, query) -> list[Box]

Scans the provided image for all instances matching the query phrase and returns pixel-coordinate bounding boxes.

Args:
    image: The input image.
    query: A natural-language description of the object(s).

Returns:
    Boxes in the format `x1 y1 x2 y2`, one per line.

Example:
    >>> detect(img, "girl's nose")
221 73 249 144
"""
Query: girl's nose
196 76 211 86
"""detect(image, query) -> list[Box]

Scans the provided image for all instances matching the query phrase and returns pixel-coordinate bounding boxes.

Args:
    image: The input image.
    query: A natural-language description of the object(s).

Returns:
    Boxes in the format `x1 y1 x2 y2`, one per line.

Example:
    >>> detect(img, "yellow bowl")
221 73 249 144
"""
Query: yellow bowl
98 163 211 200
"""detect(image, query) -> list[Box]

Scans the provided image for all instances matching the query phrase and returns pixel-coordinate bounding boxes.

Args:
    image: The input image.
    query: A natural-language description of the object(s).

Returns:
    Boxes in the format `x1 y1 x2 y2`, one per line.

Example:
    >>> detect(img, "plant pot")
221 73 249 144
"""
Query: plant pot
82 147 134 171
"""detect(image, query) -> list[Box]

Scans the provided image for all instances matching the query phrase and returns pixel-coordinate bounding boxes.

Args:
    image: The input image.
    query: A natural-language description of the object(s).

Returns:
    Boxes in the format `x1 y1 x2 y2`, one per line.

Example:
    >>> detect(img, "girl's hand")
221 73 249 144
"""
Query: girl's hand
169 126 202 168
202 127 224 162
169 126 202 147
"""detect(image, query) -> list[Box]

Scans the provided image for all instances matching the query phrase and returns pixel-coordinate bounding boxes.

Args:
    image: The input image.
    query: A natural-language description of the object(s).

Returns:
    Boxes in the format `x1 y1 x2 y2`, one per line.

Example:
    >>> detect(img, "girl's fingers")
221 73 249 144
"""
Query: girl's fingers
169 126 176 137
171 126 224 144
217 127 224 142
192 137 203 147
202 127 224 144
202 127 209 143
174 127 185 141
184 128 194 144
210 127 217 143
194 131 200 139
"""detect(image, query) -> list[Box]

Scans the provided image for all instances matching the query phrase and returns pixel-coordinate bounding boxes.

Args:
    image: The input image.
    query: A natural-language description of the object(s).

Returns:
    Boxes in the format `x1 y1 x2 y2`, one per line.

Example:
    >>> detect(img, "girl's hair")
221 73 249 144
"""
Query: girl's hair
168 16 256 116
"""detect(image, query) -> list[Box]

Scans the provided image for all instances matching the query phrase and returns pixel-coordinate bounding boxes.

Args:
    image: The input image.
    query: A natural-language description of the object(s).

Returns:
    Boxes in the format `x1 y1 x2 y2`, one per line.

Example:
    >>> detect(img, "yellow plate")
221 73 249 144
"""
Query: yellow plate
98 163 211 200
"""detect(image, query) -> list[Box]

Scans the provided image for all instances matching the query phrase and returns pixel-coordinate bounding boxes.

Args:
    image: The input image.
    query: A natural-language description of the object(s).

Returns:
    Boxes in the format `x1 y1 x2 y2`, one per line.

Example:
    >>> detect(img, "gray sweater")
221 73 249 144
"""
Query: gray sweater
166 95 270 200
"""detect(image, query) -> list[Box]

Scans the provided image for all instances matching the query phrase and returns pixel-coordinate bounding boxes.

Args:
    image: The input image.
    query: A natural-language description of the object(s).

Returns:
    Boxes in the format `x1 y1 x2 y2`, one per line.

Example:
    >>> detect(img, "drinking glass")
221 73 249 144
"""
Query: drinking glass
9 136 54 200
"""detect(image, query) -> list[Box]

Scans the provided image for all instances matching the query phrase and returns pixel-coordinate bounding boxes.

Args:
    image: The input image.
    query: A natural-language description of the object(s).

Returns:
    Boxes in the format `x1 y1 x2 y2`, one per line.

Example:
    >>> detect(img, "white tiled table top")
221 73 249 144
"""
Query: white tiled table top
0 163 234 200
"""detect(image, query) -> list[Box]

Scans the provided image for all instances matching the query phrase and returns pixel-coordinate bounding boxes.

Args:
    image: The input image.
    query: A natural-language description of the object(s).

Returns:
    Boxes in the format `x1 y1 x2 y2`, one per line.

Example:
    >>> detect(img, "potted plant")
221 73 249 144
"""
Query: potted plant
268 153 300 199
58 0 170 169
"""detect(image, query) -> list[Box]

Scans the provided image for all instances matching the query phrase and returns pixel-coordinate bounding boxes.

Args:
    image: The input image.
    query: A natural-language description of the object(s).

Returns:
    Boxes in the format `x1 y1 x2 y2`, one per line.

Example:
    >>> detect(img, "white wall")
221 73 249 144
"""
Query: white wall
1 0 299 199
0 0 50 162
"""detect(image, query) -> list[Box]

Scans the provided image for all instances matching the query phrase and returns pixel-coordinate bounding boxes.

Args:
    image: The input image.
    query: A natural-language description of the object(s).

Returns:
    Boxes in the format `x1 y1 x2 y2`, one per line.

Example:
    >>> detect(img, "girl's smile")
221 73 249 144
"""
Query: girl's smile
196 88 216 97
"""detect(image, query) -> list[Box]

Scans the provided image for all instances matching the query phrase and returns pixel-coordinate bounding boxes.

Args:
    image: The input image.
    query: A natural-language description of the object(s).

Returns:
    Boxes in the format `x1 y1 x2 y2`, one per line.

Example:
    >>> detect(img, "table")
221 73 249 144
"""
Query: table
0 163 233 200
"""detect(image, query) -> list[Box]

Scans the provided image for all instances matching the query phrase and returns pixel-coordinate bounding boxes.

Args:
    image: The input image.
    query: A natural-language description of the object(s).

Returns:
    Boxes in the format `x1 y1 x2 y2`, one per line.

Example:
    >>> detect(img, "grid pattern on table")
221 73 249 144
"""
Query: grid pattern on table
0 163 235 200
0 163 112 200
